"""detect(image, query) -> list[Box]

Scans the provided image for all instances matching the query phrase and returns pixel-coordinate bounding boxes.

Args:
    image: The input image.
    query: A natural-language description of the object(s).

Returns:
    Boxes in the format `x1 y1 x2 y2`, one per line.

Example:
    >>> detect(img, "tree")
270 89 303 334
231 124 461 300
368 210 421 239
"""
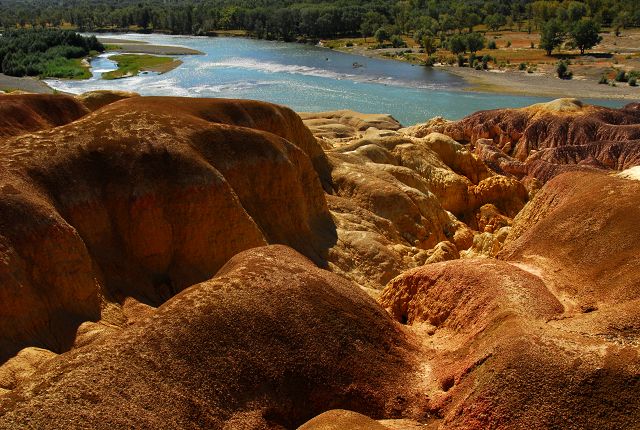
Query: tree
485 13 506 31
570 18 602 54
465 32 485 53
360 11 387 42
448 34 466 54
422 35 437 55
566 1 589 23
539 18 565 56
374 27 389 45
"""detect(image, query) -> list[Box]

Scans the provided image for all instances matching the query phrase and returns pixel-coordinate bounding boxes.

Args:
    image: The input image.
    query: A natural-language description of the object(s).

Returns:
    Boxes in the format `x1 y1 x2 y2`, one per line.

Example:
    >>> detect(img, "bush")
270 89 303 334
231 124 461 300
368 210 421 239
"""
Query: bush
345 41 353 47
630 77 638 87
424 56 435 67
557 61 572 79
481 54 491 69
598 75 608 84
390 34 406 48
519 62 527 70
457 54 466 67
506 40 512 47
488 40 497 49
615 70 628 82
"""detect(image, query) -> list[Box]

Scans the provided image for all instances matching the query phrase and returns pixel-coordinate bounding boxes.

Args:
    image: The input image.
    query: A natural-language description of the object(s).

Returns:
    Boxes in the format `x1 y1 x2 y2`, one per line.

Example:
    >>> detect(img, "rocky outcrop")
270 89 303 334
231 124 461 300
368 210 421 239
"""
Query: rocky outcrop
0 93 89 139
378 170 640 428
2 94 639 430
298 409 390 430
307 123 526 290
0 246 420 429
300 110 401 145
76 89 140 111
500 170 640 305
0 96 335 362
411 98 640 183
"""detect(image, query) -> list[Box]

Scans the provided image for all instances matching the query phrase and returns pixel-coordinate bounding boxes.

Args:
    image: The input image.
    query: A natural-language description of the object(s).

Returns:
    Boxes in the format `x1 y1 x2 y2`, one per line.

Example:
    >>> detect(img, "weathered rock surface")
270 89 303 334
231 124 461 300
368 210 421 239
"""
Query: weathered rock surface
300 110 401 145
500 170 640 305
0 95 335 362
76 89 140 111
0 93 88 139
0 246 419 429
315 126 525 290
2 94 640 430
379 170 640 429
411 98 640 183
298 409 390 430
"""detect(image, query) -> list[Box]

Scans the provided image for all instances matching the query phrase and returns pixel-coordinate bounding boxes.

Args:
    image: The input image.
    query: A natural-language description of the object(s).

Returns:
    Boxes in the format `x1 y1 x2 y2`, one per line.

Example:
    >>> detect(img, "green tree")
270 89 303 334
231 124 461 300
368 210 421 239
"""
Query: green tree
570 18 602 54
566 1 589 22
448 34 466 54
422 35 437 55
539 18 565 56
374 27 390 44
485 13 506 31
465 32 485 53
360 11 387 42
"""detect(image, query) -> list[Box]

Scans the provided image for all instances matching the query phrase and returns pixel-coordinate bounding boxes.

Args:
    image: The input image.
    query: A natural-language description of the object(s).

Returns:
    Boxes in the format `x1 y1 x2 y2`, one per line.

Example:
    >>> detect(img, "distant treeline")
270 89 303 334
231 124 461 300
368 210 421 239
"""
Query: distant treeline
0 29 104 77
0 0 638 41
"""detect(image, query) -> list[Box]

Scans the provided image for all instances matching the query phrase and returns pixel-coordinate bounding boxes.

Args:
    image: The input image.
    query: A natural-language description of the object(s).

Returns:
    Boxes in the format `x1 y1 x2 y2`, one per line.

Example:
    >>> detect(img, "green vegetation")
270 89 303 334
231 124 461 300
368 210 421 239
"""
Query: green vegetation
102 54 180 80
570 18 602 54
540 19 566 56
556 60 572 79
0 29 103 78
0 0 637 43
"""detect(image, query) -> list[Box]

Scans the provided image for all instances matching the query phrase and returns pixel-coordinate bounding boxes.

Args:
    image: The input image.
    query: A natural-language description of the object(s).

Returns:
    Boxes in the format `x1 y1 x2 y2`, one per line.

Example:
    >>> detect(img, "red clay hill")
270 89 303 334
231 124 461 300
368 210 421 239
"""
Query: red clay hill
0 93 639 429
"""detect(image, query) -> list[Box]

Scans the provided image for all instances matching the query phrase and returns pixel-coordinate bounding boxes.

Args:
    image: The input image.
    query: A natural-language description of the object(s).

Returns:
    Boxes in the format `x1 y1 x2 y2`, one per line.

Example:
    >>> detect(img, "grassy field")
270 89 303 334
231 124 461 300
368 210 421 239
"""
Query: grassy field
102 54 182 80
40 57 92 80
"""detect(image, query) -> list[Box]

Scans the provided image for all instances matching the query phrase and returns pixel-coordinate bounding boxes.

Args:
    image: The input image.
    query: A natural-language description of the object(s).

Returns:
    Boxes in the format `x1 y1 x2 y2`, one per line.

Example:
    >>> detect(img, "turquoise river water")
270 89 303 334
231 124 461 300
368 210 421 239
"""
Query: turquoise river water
45 33 626 126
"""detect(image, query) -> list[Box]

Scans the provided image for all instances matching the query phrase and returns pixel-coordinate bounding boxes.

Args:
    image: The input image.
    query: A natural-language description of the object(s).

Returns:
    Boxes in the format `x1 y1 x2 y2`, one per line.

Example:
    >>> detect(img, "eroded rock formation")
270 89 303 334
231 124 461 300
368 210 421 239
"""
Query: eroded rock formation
0 94 639 430
0 95 335 362
407 98 640 183
378 170 640 429
0 246 420 429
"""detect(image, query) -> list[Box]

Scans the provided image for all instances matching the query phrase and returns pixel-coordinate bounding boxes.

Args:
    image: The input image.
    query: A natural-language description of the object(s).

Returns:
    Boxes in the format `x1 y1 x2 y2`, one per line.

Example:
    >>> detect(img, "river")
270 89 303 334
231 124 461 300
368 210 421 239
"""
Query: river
45 33 626 125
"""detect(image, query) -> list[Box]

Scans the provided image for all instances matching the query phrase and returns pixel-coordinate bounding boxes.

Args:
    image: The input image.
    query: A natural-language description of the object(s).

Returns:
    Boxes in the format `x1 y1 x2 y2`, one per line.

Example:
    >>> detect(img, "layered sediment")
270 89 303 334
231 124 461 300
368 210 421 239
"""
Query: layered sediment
0 94 639 429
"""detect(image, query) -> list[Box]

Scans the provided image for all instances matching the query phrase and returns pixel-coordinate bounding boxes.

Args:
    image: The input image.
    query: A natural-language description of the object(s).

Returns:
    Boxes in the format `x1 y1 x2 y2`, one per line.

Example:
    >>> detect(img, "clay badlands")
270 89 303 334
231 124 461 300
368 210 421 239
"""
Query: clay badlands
0 92 639 429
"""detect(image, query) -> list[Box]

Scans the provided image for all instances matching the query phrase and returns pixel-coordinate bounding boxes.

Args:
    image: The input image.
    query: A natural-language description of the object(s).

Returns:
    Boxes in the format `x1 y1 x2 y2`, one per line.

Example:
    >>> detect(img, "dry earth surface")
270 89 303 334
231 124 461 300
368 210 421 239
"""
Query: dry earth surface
0 91 638 429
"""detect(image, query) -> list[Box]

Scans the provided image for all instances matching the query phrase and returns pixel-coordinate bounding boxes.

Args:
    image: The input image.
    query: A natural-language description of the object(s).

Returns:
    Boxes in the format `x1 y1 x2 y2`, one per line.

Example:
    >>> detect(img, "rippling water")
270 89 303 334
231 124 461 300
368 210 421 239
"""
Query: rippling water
46 33 626 125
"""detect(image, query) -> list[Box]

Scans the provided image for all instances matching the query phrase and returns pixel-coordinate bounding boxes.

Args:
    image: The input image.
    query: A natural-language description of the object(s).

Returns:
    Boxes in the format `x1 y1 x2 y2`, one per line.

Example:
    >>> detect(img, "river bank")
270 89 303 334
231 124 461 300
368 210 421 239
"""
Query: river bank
325 31 640 101
0 73 54 93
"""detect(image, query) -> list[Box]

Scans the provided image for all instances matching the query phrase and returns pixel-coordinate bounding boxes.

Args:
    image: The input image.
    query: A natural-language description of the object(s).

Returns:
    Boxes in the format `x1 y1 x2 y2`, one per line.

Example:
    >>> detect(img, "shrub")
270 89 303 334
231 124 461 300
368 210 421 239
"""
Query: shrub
390 34 406 48
424 56 435 66
630 77 638 87
457 54 466 67
615 70 628 82
488 40 497 49
481 54 491 69
345 41 353 47
519 62 527 70
598 75 608 84
506 40 512 47
556 61 571 79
